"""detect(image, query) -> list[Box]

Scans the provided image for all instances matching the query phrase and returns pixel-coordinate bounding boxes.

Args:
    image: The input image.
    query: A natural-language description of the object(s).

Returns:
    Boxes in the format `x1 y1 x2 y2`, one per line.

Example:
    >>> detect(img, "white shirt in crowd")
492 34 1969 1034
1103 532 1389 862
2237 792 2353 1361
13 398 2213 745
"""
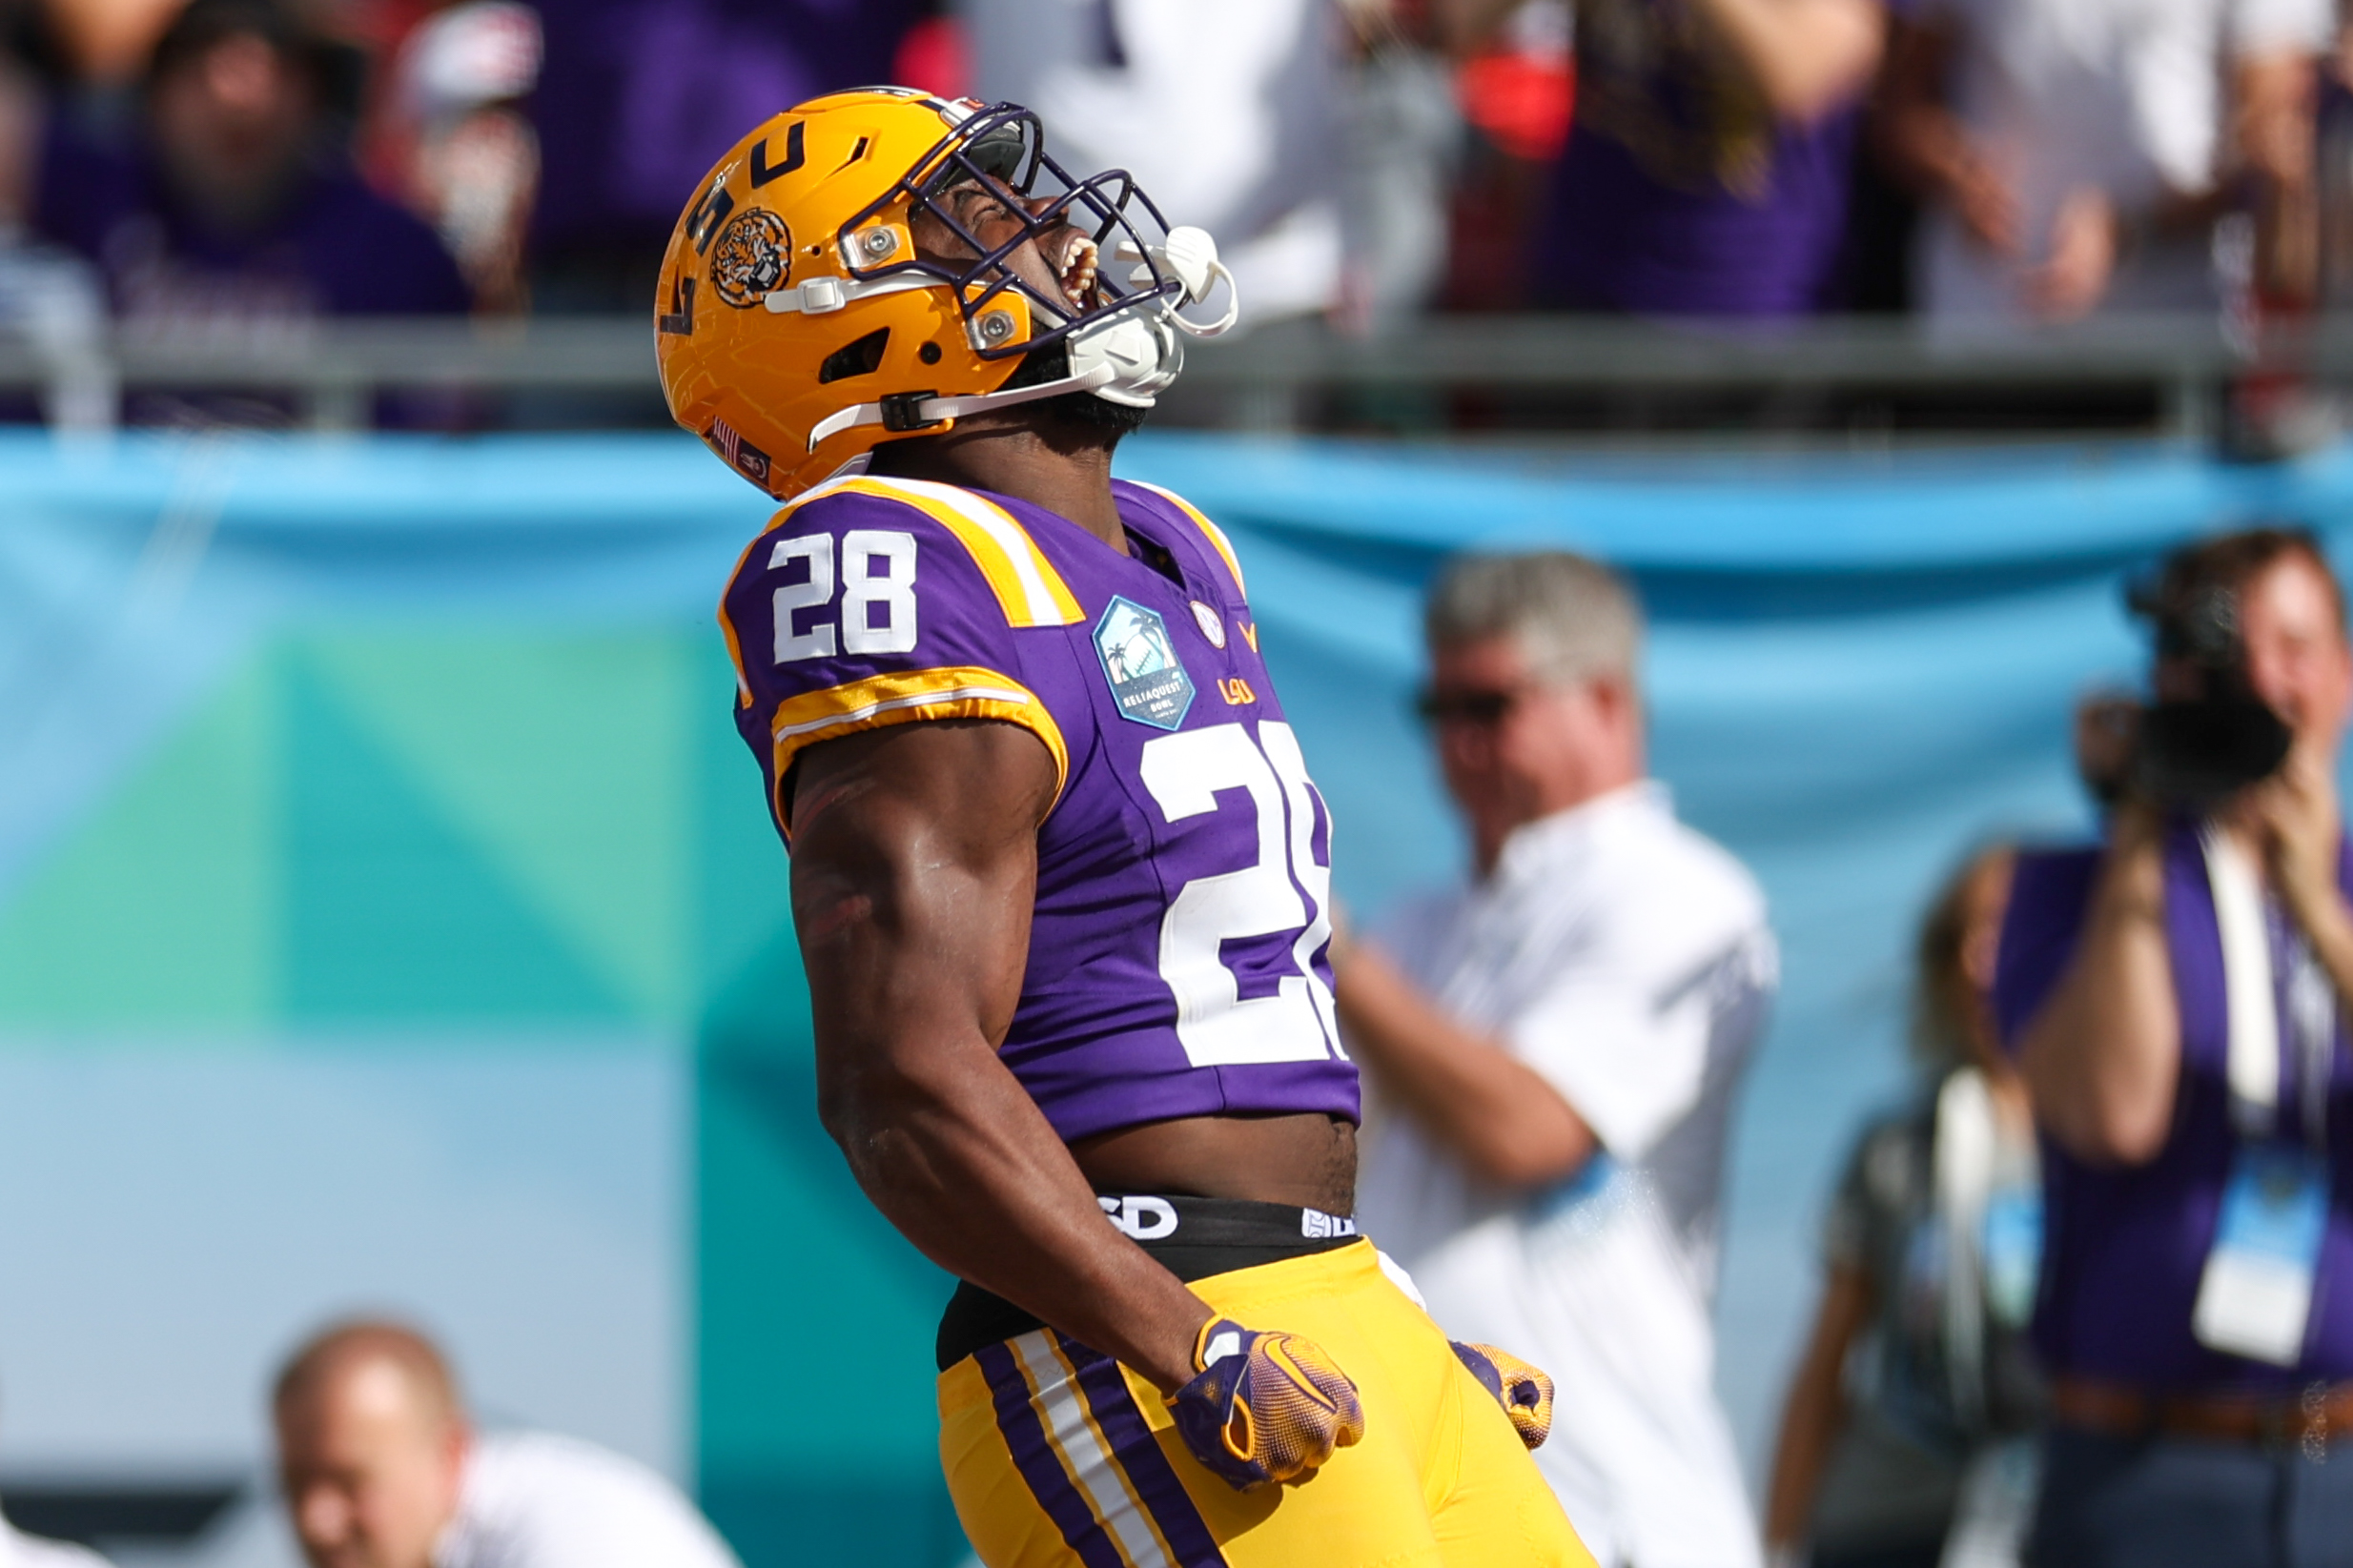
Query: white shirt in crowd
1357 782 1777 1568
959 0 1344 326
433 1432 742 1568
0 1513 110 1568
1918 0 2332 330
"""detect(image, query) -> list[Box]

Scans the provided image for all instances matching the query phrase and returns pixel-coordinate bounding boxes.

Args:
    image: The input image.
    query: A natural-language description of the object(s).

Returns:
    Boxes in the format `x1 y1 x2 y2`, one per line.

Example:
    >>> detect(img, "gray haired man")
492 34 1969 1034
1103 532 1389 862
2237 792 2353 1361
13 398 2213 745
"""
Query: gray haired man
1339 551 1778 1568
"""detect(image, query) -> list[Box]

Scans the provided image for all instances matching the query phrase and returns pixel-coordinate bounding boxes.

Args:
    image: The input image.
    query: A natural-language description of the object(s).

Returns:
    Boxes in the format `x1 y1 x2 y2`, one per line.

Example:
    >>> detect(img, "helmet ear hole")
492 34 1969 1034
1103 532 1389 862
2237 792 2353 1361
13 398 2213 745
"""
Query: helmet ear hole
818 328 891 383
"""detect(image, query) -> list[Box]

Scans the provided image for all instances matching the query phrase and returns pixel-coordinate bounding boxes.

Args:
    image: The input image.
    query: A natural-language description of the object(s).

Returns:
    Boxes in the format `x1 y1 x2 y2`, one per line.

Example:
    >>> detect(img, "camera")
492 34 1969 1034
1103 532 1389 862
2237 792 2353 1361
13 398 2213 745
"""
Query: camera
2089 580 2294 807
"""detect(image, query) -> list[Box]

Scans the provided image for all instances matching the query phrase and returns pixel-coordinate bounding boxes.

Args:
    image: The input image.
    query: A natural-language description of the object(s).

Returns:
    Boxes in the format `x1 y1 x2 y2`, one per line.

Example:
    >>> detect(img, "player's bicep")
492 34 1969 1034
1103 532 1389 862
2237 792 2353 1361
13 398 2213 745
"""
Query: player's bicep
788 718 1058 1068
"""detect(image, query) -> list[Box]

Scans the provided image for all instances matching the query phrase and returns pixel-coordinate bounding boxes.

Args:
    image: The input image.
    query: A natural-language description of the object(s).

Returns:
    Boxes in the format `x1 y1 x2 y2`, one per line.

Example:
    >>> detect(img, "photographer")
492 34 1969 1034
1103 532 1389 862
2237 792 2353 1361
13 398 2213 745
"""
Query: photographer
1996 527 2353 1567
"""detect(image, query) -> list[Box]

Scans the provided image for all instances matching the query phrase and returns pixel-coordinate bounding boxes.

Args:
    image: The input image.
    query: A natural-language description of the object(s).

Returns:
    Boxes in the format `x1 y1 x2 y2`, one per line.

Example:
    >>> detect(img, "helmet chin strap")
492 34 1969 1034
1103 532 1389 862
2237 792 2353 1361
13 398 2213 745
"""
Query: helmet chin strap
806 360 1119 451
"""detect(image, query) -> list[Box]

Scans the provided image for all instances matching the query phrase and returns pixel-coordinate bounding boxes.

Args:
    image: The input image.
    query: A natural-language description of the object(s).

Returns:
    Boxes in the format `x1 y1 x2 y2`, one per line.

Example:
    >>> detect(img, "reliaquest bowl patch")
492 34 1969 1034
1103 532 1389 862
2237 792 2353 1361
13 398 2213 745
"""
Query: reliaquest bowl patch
1095 596 1195 729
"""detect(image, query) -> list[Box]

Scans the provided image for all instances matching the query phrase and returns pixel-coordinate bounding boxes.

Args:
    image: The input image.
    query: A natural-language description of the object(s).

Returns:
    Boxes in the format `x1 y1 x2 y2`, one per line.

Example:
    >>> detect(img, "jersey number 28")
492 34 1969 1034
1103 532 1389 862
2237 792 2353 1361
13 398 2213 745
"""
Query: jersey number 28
769 531 916 661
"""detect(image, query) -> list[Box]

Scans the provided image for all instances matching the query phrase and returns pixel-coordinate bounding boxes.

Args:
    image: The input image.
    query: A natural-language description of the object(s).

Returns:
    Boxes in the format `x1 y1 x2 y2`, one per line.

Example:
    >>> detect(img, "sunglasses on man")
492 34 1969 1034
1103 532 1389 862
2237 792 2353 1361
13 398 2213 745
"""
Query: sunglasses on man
1412 686 1536 726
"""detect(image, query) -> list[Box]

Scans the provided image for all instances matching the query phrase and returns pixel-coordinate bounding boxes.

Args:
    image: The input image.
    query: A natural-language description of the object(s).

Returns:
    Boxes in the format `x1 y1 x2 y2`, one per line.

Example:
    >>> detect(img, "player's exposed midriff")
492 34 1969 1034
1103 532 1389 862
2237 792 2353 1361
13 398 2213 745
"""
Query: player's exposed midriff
1069 1110 1357 1215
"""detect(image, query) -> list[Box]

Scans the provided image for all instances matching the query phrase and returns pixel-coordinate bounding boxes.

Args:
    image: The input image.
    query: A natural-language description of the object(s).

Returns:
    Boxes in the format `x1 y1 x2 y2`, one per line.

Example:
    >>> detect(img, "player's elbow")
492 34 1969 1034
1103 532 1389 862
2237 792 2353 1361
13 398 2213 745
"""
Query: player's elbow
814 1075 870 1177
815 1051 924 1175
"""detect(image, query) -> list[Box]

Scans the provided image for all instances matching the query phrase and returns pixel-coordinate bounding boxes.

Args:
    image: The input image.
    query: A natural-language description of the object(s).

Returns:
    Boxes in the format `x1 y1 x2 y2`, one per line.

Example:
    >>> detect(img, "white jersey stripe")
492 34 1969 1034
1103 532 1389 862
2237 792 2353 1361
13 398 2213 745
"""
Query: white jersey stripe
854 475 1079 626
769 683 1034 742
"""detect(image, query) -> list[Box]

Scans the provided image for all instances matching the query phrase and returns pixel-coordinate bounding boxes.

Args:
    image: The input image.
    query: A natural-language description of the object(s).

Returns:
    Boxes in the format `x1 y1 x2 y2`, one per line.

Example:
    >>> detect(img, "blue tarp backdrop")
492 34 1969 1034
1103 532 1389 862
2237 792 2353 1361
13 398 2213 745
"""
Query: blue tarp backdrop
5 427 2351 1549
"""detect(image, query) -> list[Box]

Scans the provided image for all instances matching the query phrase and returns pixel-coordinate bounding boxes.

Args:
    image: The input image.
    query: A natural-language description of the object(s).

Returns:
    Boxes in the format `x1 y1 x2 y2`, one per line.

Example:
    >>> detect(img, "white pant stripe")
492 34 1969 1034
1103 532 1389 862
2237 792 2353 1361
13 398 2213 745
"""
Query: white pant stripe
1010 1331 1173 1568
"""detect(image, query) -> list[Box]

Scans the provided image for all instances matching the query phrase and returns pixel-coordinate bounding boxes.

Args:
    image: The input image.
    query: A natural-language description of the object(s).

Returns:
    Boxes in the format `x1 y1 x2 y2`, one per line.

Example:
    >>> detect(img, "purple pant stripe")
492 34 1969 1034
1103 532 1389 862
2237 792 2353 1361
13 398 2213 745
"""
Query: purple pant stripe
975 1339 1131 1568
1059 1334 1229 1568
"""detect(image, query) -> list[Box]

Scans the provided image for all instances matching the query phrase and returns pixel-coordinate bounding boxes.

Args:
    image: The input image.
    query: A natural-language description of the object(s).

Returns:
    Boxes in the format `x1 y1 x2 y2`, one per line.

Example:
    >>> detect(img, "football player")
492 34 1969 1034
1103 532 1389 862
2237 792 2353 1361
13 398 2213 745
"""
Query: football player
656 89 1591 1568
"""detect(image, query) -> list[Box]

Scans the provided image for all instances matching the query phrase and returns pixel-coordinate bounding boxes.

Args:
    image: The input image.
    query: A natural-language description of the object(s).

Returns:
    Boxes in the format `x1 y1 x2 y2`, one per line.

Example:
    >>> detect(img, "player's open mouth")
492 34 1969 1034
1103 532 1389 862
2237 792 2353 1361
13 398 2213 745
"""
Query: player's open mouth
1050 230 1100 314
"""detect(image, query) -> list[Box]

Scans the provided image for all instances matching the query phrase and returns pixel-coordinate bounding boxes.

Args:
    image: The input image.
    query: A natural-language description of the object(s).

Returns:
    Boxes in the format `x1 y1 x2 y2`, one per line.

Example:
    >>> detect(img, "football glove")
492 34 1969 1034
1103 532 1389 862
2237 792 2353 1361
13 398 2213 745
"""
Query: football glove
1167 1316 1365 1491
1451 1340 1554 1450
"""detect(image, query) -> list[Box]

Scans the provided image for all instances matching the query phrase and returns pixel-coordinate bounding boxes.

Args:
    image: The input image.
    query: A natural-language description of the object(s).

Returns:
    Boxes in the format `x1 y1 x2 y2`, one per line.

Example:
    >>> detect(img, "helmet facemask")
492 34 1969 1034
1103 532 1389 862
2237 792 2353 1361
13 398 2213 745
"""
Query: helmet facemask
841 104 1233 415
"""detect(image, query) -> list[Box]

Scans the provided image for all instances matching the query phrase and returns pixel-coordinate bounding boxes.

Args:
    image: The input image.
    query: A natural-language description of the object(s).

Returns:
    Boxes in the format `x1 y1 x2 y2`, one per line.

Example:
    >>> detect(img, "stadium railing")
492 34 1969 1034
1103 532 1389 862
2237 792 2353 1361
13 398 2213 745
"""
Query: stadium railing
0 312 2333 438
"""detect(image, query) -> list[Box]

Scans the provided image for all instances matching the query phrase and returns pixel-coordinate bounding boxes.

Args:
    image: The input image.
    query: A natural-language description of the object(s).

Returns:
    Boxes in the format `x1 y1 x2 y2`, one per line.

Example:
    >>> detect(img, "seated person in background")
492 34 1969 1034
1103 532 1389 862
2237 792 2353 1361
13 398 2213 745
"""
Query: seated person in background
1765 844 2044 1568
1528 0 1888 316
25 0 467 420
272 1319 743 1568
1873 0 2326 329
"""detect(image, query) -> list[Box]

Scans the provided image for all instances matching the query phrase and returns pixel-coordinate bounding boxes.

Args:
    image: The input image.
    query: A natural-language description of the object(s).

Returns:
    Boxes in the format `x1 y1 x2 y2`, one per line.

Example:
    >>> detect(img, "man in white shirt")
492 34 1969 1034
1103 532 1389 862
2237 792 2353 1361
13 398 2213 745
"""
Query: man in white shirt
1340 551 1776 1568
271 1321 742 1568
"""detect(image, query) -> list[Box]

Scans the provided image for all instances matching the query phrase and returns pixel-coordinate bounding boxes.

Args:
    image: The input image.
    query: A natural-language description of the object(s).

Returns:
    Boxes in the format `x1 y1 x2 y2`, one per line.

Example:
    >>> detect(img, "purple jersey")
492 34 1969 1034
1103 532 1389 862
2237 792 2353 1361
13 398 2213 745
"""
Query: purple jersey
719 475 1360 1142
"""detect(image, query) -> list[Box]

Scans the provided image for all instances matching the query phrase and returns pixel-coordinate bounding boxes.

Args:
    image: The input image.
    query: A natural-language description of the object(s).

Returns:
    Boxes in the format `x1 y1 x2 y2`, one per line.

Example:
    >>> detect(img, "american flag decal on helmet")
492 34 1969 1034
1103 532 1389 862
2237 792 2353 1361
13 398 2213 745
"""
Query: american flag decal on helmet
710 418 771 484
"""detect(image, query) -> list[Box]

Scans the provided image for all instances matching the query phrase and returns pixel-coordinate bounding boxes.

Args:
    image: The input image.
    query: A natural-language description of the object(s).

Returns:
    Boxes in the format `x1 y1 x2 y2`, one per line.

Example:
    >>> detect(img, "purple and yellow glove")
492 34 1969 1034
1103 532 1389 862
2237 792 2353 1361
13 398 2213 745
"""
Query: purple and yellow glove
1167 1316 1366 1491
1451 1340 1554 1450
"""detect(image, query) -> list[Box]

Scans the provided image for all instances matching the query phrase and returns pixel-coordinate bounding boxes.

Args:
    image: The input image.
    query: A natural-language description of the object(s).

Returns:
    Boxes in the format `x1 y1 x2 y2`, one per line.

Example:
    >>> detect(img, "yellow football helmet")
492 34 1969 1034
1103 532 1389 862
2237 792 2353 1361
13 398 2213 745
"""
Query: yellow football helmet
654 87 1238 499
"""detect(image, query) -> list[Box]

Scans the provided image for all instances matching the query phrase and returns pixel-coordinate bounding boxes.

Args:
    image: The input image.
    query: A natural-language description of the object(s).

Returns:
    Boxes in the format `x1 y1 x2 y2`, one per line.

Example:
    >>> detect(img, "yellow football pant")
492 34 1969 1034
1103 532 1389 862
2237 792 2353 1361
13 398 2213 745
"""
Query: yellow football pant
937 1239 1595 1568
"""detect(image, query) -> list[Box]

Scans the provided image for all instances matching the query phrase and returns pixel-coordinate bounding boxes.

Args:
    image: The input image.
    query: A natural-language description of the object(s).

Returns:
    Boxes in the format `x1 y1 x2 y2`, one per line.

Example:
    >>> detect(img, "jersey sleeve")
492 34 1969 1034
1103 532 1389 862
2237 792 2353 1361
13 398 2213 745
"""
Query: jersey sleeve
717 481 1075 839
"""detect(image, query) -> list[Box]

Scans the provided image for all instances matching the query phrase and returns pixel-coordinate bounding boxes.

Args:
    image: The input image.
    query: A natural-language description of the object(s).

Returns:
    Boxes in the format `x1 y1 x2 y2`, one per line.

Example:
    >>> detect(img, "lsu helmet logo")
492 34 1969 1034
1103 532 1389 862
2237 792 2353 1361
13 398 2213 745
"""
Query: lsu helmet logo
709 209 792 308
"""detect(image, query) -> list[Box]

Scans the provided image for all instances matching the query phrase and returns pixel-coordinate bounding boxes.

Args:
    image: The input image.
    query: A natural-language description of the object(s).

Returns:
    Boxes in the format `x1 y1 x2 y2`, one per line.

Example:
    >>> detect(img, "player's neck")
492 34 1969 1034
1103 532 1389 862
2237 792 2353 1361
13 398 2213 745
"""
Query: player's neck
870 418 1129 555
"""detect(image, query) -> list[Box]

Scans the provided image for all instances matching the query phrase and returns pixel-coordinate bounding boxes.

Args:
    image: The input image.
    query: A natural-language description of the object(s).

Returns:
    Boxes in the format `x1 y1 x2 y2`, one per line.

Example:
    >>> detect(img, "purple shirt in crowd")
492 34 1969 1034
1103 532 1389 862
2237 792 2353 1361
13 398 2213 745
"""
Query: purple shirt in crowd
1533 0 1860 316
32 112 470 321
717 475 1359 1141
528 0 921 259
1995 828 2353 1392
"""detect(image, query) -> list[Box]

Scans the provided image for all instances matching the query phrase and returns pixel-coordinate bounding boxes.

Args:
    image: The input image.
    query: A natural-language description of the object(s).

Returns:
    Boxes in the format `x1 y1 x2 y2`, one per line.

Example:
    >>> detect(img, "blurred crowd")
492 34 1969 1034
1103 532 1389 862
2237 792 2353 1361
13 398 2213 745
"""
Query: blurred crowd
0 0 2348 424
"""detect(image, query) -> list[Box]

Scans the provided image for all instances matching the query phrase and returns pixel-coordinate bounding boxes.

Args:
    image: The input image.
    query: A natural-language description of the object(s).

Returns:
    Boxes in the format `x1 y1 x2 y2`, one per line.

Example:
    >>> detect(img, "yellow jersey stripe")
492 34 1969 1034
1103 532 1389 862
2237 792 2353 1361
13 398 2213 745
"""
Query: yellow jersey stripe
1012 1333 1173 1568
766 666 1068 834
839 476 1084 627
1131 481 1246 598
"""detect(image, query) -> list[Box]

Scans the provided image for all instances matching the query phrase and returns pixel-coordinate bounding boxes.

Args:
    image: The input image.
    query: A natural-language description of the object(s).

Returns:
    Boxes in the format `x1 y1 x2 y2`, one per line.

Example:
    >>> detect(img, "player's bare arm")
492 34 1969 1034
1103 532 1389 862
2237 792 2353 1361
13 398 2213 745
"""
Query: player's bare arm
790 717 1212 1393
